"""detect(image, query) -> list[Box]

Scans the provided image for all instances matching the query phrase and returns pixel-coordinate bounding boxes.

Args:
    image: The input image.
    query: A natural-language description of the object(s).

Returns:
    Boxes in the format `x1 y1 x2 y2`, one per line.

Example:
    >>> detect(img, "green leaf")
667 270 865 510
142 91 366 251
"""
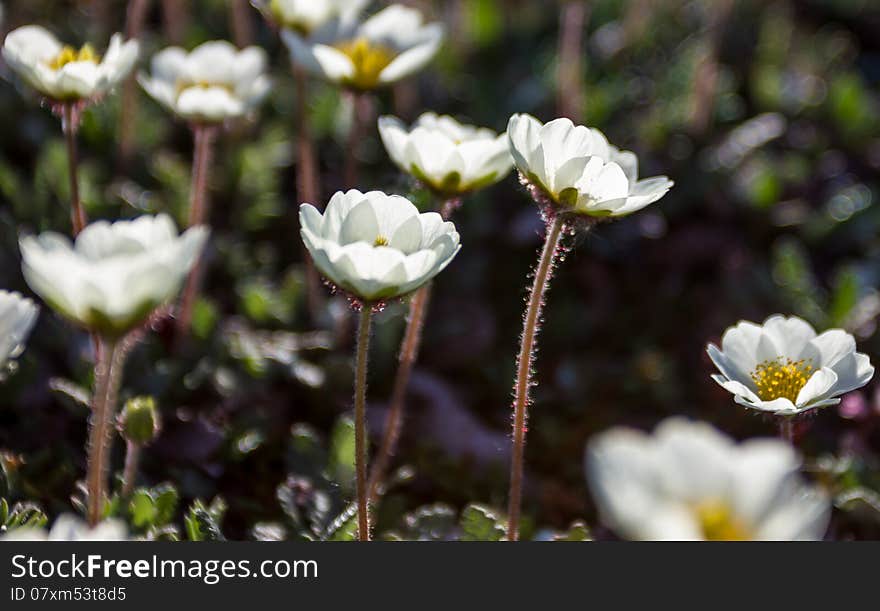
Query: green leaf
459 504 506 541
322 502 360 541
551 520 592 541
185 499 226 541
328 416 356 491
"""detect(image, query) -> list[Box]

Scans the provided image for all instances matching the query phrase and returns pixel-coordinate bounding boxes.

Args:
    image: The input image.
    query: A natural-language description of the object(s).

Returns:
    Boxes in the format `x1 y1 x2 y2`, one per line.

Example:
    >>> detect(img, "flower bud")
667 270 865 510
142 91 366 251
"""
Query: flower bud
119 396 161 445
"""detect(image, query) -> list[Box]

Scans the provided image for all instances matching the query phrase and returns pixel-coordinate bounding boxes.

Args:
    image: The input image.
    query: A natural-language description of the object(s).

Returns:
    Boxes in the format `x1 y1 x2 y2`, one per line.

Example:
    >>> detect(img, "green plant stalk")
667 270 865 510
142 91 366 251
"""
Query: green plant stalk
120 440 142 498
86 337 126 526
507 214 566 541
354 306 373 541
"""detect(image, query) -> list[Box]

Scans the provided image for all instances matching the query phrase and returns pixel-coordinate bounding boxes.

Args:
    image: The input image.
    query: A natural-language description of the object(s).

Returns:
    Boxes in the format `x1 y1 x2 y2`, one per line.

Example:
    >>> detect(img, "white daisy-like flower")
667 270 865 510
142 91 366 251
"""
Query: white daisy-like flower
585 418 830 541
0 290 38 370
1 514 127 541
378 112 513 196
299 190 460 302
2 25 138 102
139 41 270 124
255 0 367 34
707 315 874 416
507 114 673 218
19 214 208 337
280 4 443 91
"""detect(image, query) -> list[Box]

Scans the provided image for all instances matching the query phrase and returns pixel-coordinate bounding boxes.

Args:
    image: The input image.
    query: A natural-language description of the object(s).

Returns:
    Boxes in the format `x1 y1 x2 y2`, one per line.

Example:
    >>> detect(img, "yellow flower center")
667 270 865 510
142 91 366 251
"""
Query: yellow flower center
750 357 814 402
373 235 389 247
334 37 396 90
695 501 751 541
47 44 100 70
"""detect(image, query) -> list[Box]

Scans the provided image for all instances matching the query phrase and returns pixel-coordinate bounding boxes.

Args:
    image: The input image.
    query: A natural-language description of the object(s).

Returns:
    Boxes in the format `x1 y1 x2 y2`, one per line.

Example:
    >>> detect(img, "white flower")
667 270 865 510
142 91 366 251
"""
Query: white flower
300 190 460 301
1 514 127 541
507 114 673 218
257 0 367 34
378 112 513 196
281 4 443 90
585 418 830 541
0 290 38 369
20 214 208 337
707 315 874 416
2 26 138 102
139 41 270 124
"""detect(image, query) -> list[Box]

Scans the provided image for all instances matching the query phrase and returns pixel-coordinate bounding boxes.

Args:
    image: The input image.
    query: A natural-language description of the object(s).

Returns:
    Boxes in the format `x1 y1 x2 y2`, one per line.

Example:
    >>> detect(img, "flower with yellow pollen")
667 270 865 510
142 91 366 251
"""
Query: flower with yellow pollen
281 4 443 91
707 315 873 415
585 418 830 541
2 26 138 102
139 41 270 124
299 190 460 302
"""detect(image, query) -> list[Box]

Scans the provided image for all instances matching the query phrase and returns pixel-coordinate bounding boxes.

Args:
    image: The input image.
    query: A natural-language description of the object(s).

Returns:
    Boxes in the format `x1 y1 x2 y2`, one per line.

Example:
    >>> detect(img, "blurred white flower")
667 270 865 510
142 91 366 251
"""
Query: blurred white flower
300 190 460 301
2 26 138 102
281 4 443 90
0 290 38 370
507 114 673 218
139 41 270 124
1 514 127 541
708 315 874 416
378 112 513 196
20 214 208 337
586 418 830 541
256 0 367 34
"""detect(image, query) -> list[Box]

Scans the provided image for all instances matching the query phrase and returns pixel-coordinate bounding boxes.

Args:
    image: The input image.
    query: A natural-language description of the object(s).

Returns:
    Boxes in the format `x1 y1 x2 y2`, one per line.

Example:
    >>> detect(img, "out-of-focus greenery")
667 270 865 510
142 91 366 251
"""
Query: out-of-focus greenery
1 0 880 540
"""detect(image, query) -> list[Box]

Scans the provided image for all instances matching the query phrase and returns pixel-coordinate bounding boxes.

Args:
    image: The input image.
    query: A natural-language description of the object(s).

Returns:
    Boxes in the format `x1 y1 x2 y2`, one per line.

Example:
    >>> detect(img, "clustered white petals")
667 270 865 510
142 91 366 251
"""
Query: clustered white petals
300 190 460 302
1 514 128 541
0 290 38 369
281 4 443 90
378 112 513 196
258 0 367 34
139 41 271 123
586 418 830 541
507 114 673 218
20 214 208 336
2 26 139 102
707 315 874 415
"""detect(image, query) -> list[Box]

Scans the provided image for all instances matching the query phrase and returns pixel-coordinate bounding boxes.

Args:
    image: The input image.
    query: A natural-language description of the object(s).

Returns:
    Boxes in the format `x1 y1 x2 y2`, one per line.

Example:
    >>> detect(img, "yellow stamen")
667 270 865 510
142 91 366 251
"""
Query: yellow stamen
695 501 751 541
750 357 814 402
47 44 100 70
373 235 389 247
334 37 396 90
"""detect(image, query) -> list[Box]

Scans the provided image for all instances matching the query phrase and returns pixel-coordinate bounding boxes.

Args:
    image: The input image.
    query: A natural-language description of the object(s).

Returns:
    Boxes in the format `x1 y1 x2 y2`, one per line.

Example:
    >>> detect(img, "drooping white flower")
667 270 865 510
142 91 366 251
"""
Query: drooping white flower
707 315 874 416
20 214 208 337
281 4 443 91
139 41 270 124
1 514 127 541
300 190 460 301
0 290 38 370
256 0 367 34
585 418 830 541
378 112 513 196
2 26 138 102
507 114 673 218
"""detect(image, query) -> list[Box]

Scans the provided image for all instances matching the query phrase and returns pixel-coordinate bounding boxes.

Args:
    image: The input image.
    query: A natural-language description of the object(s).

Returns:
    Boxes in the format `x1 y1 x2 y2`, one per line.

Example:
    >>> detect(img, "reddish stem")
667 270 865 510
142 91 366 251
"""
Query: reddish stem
507 214 566 541
62 103 87 236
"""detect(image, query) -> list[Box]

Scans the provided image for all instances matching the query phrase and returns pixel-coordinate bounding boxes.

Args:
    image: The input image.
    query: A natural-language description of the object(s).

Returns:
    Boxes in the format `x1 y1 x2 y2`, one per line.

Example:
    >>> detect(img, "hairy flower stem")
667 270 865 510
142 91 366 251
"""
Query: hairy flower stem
293 66 324 321
86 338 126 526
62 103 87 236
343 92 373 188
368 283 431 502
176 124 217 341
507 214 566 541
120 440 142 498
354 306 373 541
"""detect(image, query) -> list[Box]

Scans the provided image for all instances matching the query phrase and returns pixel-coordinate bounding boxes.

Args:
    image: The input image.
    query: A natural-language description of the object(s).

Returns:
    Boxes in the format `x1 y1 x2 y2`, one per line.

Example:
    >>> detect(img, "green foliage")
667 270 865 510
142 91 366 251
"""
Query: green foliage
0 499 48 533
459 504 507 541
185 498 227 541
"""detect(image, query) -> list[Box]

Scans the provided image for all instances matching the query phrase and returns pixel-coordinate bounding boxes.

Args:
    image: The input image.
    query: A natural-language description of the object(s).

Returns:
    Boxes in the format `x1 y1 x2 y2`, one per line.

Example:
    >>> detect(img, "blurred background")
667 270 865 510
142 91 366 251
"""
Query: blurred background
1 0 879 540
